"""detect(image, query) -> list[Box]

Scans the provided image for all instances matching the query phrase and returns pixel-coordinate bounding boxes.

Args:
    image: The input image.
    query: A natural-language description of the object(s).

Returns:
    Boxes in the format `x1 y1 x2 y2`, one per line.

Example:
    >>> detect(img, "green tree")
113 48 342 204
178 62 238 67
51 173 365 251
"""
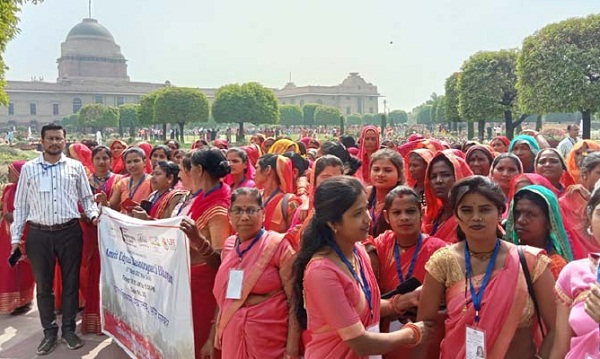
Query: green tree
118 104 140 137
302 103 321 126
435 97 446 123
279 105 303 126
78 104 118 133
212 82 279 143
0 1 42 104
459 49 526 140
154 87 209 143
362 113 375 125
137 91 160 126
61 114 79 132
444 73 461 131
518 14 600 139
388 110 408 125
346 114 363 125
314 106 343 126
415 105 433 125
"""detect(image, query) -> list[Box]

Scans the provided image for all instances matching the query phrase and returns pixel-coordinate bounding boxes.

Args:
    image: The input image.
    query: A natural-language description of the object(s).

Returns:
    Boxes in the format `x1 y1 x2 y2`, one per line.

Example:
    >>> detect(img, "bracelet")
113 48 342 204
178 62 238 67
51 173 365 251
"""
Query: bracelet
403 322 422 347
391 294 405 315
534 355 544 359
200 244 214 257
283 353 299 359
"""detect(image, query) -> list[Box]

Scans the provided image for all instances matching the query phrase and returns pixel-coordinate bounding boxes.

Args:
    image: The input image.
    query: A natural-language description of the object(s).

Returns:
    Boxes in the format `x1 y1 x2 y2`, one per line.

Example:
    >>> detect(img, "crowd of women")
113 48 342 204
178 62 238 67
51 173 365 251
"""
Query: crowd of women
3 125 600 358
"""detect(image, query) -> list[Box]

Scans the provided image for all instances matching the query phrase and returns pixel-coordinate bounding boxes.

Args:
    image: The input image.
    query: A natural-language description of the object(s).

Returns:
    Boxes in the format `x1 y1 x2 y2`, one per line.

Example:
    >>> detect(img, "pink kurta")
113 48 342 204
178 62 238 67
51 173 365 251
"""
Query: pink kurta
555 256 600 359
213 231 295 359
303 244 381 359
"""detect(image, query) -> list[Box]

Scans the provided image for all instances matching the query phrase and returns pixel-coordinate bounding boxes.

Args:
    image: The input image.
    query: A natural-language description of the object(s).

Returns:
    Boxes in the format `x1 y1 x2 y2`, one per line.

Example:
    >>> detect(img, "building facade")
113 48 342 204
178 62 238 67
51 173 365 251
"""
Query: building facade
1 18 379 129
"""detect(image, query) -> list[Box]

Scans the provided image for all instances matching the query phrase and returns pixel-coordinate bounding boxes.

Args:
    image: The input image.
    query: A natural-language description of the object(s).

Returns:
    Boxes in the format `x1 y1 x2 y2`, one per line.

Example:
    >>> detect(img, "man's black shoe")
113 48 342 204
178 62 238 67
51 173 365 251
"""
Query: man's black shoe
36 335 57 355
62 331 84 350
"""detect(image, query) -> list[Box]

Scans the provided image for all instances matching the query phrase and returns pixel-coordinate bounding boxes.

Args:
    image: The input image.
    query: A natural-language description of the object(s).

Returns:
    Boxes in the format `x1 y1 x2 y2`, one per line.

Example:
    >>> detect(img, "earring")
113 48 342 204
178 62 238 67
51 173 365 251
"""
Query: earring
588 227 593 236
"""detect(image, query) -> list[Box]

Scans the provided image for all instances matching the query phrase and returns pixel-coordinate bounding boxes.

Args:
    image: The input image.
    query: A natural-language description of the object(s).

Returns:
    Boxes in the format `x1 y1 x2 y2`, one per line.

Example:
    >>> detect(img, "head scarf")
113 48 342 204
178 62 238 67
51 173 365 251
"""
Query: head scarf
465 145 496 170
404 148 435 187
135 141 154 174
109 140 128 175
268 139 299 155
357 125 381 184
566 140 600 183
424 149 474 226
242 144 262 168
213 139 229 150
507 173 558 207
534 148 575 190
300 137 312 147
490 136 510 149
109 139 128 156
489 153 523 177
508 135 541 156
348 147 359 156
69 143 94 173
504 184 573 261
397 138 444 158
8 160 26 178
274 155 295 194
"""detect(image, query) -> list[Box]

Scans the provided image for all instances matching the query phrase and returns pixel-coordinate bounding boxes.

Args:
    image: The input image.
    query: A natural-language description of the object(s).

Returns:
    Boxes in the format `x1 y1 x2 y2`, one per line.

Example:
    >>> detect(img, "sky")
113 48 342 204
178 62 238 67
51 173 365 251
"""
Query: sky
5 0 599 112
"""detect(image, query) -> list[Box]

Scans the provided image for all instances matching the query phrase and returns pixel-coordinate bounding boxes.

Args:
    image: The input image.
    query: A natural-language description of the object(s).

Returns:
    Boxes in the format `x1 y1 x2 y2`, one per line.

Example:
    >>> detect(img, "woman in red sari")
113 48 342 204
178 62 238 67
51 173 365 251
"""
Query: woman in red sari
109 139 128 175
368 149 405 238
422 150 473 243
418 176 556 359
254 154 301 233
534 148 575 195
356 125 380 185
489 136 510 153
135 141 154 174
405 149 434 206
81 146 123 334
131 161 186 220
465 145 495 176
178 148 232 359
0 160 34 314
489 153 523 202
374 186 447 359
204 187 299 359
565 139 600 184
109 147 153 213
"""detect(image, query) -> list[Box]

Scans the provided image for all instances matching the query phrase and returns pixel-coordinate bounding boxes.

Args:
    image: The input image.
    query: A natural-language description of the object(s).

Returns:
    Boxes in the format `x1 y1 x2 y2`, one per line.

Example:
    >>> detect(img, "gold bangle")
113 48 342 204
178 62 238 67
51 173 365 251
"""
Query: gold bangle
391 294 404 315
403 322 422 347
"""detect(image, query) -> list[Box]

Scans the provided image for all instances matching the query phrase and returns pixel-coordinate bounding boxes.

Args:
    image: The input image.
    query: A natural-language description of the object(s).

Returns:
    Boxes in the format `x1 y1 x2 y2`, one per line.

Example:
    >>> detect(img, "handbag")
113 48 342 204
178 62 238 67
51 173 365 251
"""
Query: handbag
517 246 546 338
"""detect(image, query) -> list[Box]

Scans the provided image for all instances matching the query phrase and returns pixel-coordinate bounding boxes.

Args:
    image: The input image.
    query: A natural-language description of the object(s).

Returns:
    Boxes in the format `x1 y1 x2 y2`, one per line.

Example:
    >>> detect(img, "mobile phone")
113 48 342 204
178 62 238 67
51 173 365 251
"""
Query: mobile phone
121 198 139 212
381 277 422 299
140 200 152 213
8 248 22 267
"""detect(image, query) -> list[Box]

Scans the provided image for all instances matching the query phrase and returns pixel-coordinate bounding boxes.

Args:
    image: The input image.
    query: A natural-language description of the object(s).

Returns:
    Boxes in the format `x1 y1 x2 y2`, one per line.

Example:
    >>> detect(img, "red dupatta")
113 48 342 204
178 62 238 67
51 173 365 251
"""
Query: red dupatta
149 189 186 219
356 125 380 185
189 183 231 228
69 143 95 174
110 140 128 175
136 141 154 174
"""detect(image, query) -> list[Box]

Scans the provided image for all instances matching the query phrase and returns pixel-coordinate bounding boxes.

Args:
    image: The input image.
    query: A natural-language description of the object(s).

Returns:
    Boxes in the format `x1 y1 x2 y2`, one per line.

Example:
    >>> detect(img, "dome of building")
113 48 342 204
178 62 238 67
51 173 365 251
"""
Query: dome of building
66 18 115 41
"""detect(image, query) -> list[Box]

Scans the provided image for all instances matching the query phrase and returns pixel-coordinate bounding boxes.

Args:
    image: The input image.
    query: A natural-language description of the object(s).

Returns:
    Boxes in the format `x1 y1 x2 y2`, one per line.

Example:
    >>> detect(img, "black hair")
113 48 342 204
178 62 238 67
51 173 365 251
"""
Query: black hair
339 135 357 149
580 152 600 175
449 176 506 241
257 153 278 171
587 187 600 220
41 123 66 138
296 141 307 156
283 151 309 177
181 152 192 171
154 161 180 187
367 149 405 236
231 187 263 208
165 139 180 149
227 147 249 174
320 141 362 176
513 189 550 222
428 155 455 180
313 155 343 181
92 145 111 159
490 153 523 174
384 185 421 212
151 145 172 160
191 148 231 178
292 176 365 330
122 146 146 161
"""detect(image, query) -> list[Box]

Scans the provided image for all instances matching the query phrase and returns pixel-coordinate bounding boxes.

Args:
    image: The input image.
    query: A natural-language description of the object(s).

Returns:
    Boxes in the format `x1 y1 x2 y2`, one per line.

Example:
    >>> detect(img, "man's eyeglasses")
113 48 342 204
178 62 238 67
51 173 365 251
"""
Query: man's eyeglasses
229 207 263 216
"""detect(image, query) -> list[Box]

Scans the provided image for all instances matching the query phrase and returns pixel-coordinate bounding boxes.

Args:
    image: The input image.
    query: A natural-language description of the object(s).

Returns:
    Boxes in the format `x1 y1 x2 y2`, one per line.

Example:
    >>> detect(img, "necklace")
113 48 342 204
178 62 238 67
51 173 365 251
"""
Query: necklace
468 249 495 260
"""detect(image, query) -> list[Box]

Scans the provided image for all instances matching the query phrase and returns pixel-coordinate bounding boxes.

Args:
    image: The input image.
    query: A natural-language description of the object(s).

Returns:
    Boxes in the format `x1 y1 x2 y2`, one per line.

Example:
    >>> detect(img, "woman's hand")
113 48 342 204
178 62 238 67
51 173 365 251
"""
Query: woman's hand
180 218 213 254
94 192 108 206
131 206 151 220
200 339 214 359
585 283 600 324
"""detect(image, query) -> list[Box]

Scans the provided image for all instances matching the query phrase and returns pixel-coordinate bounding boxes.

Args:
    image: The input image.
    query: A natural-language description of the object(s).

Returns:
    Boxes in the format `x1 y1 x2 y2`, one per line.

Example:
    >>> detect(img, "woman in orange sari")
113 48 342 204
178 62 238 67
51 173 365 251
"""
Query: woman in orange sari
178 148 232 359
422 150 473 243
131 161 186 220
254 154 301 233
405 149 434 206
109 139 128 175
0 160 34 314
418 176 556 359
374 186 447 359
205 188 299 359
108 147 153 213
565 139 600 183
268 138 300 155
356 125 380 185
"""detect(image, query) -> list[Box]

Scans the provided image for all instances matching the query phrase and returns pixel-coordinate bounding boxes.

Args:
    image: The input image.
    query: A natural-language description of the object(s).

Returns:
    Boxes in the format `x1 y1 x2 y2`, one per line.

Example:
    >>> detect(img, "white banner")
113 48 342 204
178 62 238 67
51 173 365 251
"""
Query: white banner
98 207 194 359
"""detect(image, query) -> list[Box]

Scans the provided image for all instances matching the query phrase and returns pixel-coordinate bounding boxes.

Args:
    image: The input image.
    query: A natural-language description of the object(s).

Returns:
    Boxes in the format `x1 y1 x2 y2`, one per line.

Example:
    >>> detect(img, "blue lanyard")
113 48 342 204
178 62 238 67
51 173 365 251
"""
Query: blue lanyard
235 228 265 260
464 239 501 324
128 175 146 199
39 161 59 173
176 189 202 216
393 233 423 284
93 172 112 193
263 188 281 207
330 242 373 318
369 205 380 234
202 183 221 199
150 189 170 208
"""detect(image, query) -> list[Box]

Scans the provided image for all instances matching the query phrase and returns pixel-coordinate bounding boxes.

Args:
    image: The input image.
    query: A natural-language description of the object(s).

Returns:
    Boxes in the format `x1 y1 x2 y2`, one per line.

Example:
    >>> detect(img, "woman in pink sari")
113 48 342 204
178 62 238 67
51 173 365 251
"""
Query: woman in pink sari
0 161 34 314
205 187 299 359
417 176 556 359
224 148 256 190
551 187 600 358
292 176 425 359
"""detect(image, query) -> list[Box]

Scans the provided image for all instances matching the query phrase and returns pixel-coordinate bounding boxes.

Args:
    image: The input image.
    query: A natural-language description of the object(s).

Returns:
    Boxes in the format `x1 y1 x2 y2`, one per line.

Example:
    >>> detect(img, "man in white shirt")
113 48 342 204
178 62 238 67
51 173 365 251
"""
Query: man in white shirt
557 124 581 158
10 123 99 355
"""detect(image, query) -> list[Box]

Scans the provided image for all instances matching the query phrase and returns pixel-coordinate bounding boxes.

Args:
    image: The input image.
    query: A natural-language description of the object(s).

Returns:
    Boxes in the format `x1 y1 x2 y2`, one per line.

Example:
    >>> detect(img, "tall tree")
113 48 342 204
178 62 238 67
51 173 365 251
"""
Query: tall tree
518 14 600 139
154 87 209 143
415 105 433 125
314 106 343 126
459 49 526 140
279 105 303 126
212 82 279 142
362 113 375 125
388 110 408 125
444 72 461 131
301 104 321 127
346 114 363 125
78 104 118 133
137 91 160 126
118 104 140 138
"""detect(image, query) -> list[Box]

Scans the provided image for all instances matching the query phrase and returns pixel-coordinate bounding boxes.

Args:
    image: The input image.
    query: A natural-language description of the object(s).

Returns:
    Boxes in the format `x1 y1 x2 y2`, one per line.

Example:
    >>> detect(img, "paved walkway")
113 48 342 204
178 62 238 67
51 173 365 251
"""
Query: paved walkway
0 305 130 359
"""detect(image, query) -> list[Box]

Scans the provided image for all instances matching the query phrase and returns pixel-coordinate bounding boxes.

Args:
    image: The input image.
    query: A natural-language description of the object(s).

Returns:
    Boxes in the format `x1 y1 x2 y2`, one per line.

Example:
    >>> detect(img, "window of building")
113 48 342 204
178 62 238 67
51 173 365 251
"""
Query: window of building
95 95 104 104
8 103 14 116
30 103 37 116
369 107 374 114
53 104 59 116
346 107 351 115
73 98 82 113
116 96 125 106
